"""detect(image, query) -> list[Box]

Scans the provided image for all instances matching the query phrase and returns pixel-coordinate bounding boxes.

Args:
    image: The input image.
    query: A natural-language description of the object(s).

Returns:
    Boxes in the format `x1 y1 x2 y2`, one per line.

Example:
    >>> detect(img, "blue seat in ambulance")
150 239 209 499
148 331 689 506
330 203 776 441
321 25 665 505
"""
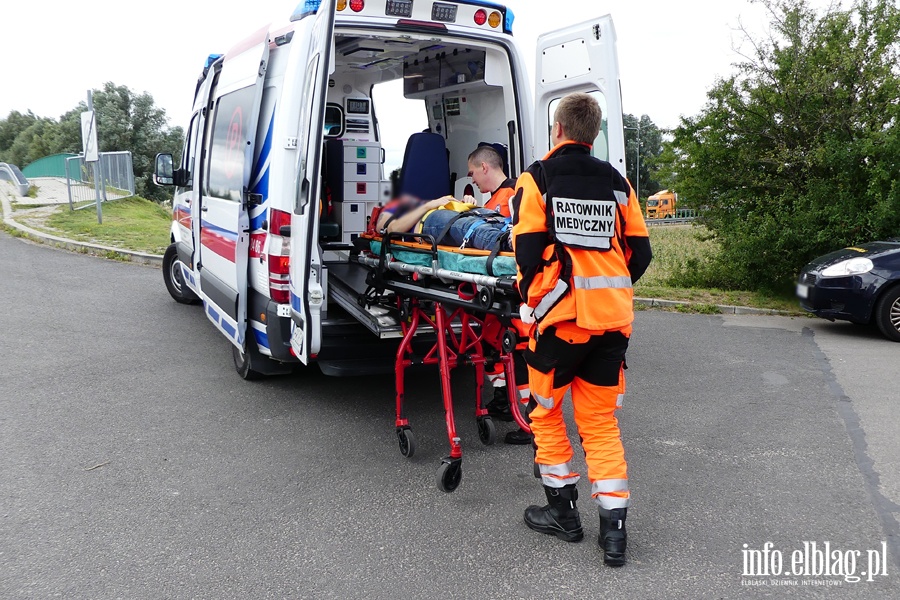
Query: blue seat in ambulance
397 133 450 200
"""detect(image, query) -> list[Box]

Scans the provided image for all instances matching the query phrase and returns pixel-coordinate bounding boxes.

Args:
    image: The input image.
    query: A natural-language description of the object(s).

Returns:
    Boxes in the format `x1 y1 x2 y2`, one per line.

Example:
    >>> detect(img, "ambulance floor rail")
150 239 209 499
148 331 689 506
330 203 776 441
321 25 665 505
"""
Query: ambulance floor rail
355 232 530 493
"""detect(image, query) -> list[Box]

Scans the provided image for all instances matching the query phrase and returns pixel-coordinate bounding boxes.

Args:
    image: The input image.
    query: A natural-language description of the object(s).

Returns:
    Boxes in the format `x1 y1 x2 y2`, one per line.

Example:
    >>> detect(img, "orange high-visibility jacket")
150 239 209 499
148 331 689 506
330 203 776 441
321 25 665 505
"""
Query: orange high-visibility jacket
484 178 516 218
511 142 650 332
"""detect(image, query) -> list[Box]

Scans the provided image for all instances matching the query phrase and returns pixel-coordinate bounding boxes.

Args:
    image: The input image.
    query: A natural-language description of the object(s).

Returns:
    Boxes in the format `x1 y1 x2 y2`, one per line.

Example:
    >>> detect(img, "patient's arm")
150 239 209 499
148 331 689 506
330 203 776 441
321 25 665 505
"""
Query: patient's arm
381 197 452 234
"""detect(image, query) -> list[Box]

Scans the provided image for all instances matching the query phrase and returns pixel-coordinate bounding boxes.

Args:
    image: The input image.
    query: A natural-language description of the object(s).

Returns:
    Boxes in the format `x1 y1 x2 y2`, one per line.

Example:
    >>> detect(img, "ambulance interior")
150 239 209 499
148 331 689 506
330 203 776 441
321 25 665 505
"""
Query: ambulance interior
317 30 610 248
318 31 523 247
318 29 609 333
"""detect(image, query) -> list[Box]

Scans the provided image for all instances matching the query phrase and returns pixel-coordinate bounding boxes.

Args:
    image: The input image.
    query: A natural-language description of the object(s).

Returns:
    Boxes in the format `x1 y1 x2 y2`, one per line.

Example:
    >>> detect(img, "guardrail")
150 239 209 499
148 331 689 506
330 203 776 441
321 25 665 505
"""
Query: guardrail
645 217 697 226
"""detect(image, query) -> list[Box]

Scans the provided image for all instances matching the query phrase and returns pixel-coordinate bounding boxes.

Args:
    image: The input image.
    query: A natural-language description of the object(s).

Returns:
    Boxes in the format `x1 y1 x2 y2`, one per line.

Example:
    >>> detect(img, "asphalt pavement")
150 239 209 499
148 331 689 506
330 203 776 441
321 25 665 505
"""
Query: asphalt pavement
1 231 898 599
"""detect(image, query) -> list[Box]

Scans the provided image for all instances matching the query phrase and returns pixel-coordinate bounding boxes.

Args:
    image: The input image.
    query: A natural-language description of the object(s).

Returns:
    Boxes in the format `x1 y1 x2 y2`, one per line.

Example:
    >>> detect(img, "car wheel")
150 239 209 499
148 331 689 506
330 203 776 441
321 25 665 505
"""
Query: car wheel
873 284 900 342
163 244 199 305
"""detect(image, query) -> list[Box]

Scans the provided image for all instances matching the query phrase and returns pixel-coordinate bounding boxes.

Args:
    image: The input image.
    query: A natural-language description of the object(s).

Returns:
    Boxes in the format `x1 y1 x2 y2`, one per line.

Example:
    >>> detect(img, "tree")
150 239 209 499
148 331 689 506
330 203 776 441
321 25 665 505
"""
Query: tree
0 110 42 161
56 83 184 200
0 83 183 201
667 0 900 290
623 113 663 199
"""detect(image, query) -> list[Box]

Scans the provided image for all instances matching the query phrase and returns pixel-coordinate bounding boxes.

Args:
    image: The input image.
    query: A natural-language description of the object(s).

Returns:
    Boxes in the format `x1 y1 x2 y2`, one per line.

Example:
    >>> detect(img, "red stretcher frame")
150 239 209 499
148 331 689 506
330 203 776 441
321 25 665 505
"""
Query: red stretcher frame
355 232 530 493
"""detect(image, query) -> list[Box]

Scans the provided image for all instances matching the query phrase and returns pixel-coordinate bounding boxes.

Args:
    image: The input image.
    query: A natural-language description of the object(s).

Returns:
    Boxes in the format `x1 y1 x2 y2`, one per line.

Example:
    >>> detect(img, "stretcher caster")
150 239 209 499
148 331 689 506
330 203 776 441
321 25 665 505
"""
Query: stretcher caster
437 457 463 493
477 416 496 446
397 428 416 458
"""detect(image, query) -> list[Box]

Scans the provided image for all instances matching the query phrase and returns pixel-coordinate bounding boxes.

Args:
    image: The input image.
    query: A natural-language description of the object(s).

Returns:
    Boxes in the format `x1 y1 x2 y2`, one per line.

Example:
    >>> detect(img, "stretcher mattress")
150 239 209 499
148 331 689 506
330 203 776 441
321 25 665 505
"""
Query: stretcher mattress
368 240 517 277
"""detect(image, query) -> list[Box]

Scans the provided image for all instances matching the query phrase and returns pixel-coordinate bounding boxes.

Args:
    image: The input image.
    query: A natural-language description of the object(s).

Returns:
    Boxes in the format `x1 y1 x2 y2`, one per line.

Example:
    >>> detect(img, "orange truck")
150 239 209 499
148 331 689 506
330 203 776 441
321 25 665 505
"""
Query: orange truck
646 190 677 219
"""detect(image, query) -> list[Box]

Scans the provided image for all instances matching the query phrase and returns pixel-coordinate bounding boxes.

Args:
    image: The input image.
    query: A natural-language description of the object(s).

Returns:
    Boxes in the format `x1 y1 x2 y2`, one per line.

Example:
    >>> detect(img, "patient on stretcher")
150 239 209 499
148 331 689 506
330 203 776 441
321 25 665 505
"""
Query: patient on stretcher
376 194 513 252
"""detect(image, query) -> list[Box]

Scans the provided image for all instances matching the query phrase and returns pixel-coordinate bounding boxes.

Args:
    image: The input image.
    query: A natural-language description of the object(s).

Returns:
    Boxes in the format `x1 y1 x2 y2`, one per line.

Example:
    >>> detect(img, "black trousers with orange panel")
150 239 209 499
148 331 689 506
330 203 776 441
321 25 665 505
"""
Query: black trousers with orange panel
525 320 631 510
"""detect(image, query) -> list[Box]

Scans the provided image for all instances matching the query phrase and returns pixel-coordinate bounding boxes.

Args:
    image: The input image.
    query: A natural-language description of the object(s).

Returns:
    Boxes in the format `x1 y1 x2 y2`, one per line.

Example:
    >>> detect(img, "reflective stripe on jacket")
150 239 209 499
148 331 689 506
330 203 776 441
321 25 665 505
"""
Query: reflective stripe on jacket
511 141 649 332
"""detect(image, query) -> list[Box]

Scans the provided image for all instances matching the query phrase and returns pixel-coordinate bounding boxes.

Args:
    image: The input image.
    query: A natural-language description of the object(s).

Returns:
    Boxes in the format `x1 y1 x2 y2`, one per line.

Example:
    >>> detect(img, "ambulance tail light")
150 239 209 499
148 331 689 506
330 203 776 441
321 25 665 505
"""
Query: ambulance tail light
268 209 292 305
349 0 364 12
336 0 347 10
488 11 502 28
473 9 487 26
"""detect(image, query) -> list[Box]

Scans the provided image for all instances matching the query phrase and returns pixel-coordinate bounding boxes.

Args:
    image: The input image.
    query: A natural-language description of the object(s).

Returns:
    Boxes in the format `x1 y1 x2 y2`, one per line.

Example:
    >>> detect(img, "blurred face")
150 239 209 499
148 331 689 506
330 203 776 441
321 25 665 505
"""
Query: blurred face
467 160 490 193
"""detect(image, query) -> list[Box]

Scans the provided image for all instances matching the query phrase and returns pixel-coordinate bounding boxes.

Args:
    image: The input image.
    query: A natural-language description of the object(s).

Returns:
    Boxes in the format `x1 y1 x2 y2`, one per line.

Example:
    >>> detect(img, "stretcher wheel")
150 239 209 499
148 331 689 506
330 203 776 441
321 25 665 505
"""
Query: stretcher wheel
397 428 416 458
477 287 493 308
502 331 518 354
437 458 463 493
477 417 496 446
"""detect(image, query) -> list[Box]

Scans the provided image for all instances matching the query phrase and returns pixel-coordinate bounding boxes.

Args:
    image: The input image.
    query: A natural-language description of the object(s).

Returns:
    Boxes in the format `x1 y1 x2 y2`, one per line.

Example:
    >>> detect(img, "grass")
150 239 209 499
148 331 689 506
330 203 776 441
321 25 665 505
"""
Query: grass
26 184 39 198
10 202 46 211
44 197 171 255
634 225 803 314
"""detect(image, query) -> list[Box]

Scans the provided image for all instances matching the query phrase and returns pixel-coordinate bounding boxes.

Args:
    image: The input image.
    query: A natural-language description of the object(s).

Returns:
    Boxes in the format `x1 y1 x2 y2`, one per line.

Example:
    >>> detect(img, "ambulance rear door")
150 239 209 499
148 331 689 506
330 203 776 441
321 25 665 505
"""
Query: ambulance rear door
533 16 626 176
288 0 335 364
197 26 270 348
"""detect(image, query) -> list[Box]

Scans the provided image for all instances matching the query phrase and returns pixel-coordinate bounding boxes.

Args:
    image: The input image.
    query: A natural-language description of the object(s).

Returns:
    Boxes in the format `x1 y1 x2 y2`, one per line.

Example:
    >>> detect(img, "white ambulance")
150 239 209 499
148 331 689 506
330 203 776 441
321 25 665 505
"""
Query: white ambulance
155 0 625 378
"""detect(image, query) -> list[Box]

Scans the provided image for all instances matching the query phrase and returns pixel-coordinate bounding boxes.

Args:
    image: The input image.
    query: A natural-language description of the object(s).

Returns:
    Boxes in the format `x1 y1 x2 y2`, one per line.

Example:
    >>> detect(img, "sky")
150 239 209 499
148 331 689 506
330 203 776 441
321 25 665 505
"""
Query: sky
1 0 835 139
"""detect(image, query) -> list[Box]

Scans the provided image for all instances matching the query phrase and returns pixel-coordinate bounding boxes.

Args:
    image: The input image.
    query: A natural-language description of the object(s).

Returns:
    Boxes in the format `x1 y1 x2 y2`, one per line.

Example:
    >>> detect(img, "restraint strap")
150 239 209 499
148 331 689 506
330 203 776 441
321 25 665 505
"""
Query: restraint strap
485 230 511 277
460 218 488 249
434 212 468 246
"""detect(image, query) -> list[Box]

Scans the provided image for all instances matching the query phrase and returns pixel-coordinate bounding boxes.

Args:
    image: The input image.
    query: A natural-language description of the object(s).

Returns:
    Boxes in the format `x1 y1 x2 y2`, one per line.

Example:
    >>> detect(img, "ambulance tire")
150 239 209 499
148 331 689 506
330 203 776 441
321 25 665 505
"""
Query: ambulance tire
232 342 265 381
163 245 199 305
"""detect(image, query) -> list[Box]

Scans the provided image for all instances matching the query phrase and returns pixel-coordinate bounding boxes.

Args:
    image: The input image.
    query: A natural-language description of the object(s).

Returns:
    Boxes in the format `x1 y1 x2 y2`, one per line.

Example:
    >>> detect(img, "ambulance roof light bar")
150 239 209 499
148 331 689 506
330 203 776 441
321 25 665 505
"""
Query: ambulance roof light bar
292 0 514 33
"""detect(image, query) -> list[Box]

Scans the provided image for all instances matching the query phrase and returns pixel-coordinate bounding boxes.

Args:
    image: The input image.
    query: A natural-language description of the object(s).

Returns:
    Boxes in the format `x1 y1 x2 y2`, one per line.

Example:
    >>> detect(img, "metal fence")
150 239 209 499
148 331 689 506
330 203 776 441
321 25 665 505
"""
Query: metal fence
65 151 135 208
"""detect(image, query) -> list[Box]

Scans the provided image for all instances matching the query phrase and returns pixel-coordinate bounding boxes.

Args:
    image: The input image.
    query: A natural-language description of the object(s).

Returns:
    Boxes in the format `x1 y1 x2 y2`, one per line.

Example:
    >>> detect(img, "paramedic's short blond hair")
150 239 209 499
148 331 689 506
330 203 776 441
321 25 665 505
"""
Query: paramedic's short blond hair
554 93 602 145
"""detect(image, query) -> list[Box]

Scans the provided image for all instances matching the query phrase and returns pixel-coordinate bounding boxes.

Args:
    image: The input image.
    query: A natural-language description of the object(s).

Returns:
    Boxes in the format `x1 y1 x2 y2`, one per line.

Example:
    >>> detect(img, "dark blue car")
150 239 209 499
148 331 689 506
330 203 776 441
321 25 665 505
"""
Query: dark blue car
797 240 900 341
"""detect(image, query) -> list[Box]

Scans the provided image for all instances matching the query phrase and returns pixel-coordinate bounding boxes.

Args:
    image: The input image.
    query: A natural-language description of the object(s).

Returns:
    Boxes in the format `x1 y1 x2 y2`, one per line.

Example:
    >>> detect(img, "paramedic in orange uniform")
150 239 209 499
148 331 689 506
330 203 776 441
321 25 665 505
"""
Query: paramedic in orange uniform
466 145 532 444
511 93 652 567
465 146 516 218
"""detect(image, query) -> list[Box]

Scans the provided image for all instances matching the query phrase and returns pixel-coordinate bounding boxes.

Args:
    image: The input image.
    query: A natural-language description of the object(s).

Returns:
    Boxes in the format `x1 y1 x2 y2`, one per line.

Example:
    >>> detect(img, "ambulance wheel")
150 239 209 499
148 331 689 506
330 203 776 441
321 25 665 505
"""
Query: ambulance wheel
397 428 416 458
477 416 496 446
437 458 463 493
233 343 264 381
163 244 199 305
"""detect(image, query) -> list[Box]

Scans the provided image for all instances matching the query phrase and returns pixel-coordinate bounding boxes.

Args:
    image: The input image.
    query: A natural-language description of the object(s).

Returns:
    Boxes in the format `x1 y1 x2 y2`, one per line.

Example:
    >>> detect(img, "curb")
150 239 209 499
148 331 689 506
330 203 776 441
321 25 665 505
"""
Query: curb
634 297 791 317
0 190 163 267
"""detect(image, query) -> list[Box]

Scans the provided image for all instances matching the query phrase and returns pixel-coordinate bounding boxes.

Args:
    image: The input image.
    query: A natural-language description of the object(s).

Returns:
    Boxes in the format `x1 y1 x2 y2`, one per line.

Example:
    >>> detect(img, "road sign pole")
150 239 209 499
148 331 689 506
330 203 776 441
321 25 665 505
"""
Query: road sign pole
86 91 103 224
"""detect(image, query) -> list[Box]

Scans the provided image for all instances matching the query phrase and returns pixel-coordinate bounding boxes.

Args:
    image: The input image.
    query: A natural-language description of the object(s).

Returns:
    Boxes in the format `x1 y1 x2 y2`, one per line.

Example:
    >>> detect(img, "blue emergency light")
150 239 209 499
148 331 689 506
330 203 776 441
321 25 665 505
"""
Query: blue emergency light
204 54 224 70
291 0 323 21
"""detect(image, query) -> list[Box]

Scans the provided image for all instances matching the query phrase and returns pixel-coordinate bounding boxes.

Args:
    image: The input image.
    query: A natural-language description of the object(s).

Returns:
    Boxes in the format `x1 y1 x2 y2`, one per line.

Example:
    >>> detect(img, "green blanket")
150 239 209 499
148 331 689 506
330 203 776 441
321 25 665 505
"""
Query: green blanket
369 241 517 277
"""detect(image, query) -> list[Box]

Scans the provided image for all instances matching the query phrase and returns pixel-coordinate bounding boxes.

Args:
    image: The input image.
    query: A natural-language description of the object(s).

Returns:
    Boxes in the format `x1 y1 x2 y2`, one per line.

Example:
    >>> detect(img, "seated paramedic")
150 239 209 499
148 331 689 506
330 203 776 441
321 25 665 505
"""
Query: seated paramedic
376 195 513 252
465 146 516 218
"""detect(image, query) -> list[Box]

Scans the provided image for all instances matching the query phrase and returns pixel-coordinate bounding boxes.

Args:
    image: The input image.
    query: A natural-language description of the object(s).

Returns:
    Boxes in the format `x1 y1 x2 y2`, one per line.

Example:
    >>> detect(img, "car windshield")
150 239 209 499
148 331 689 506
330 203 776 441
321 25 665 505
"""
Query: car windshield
647 200 659 207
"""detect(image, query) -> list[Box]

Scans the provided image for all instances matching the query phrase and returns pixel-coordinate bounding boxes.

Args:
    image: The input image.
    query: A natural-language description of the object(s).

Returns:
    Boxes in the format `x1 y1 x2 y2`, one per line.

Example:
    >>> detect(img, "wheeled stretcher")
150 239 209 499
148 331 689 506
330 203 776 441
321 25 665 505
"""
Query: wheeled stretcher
354 231 531 492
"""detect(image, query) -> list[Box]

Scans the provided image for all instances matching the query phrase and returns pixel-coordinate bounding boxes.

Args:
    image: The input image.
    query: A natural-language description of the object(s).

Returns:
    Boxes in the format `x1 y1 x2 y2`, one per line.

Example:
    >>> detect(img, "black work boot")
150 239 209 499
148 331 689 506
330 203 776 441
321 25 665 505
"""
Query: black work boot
598 507 628 567
523 484 584 542
504 428 533 445
485 387 513 422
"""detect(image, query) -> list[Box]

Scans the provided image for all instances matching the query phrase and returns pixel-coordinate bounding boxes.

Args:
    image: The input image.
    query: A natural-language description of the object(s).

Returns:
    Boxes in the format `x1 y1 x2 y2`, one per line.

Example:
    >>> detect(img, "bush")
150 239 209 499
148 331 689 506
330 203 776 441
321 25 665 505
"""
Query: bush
667 0 900 290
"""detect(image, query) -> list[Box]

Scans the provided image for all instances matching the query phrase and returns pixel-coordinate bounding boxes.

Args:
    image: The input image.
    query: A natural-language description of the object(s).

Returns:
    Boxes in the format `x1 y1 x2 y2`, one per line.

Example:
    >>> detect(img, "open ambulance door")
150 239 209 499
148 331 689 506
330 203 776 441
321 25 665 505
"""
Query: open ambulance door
533 16 626 176
197 26 271 349
289 0 336 364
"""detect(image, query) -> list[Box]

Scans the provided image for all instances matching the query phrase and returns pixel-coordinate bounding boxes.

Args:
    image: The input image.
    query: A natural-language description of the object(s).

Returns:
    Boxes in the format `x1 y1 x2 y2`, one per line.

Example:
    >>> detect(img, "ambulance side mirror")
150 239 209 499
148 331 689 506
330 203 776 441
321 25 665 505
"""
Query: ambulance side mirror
154 153 175 186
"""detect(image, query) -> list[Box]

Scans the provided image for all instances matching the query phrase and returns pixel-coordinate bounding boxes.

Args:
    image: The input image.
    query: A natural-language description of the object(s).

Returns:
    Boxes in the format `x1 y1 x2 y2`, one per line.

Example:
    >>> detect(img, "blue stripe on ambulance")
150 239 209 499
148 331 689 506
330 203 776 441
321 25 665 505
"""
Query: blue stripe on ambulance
249 111 274 231
248 110 275 356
